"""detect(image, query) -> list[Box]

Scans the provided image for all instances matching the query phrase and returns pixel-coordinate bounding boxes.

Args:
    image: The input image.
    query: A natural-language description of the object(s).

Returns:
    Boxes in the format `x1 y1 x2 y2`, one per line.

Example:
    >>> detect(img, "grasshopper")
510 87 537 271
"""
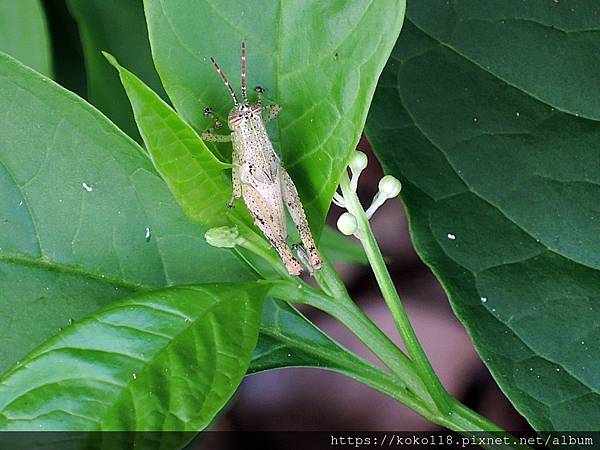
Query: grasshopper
202 41 322 276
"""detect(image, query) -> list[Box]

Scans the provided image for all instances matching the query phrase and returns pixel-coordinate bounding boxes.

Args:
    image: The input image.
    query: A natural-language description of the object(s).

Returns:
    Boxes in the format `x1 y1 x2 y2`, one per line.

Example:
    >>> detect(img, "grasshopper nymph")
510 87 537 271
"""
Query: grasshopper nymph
202 41 322 276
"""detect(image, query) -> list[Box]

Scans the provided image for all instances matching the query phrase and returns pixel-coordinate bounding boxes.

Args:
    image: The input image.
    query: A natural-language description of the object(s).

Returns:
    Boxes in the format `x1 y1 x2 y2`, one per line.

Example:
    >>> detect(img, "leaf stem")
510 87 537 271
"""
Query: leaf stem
262 277 528 448
306 261 528 447
265 279 435 409
233 179 527 447
338 171 452 413
261 262 529 449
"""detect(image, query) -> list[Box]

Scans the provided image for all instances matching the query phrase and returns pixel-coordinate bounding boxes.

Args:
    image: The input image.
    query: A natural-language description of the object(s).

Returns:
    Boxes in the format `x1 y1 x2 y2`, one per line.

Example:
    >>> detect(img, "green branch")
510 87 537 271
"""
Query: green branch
338 171 452 413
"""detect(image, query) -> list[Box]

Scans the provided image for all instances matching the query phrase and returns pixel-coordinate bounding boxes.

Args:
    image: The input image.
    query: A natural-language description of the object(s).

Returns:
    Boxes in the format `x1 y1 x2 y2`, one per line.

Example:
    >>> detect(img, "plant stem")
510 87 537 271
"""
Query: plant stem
265 280 530 450
436 399 529 450
309 257 528 446
442 398 505 432
265 279 434 407
229 177 528 448
338 171 452 413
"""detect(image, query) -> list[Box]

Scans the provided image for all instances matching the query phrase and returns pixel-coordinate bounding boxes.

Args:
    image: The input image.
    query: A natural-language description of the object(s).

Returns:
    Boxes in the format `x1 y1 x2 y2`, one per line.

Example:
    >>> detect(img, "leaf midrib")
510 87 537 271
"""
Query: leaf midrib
0 288 238 430
98 291 226 431
0 253 146 291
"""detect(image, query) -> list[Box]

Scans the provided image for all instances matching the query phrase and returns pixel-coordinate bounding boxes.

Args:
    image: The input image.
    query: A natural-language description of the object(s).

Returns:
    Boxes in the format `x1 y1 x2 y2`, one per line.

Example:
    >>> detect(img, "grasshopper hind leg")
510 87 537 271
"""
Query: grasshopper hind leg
280 168 323 271
243 184 303 276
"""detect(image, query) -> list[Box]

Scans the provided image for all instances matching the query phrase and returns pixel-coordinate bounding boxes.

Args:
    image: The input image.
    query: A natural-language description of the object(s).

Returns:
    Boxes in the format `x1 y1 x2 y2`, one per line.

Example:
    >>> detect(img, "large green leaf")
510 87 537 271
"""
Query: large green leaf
0 50 368 398
144 0 406 231
0 53 253 377
366 9 600 431
0 0 52 76
67 0 167 141
0 283 266 432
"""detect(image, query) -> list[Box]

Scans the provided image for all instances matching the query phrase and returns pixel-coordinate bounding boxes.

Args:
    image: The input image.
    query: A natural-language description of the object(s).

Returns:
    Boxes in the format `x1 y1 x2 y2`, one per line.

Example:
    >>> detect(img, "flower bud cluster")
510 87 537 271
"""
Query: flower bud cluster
335 151 402 237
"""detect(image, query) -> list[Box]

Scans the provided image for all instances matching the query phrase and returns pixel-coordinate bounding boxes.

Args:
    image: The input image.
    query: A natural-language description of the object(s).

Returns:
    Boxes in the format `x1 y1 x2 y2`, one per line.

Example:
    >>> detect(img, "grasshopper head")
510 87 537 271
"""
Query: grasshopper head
228 103 262 129
211 40 264 131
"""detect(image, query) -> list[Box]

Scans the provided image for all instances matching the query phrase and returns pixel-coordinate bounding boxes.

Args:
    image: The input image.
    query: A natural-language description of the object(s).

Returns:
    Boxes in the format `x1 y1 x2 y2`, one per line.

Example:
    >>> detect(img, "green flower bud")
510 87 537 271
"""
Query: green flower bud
349 151 368 172
337 212 358 236
378 175 402 198
205 226 241 248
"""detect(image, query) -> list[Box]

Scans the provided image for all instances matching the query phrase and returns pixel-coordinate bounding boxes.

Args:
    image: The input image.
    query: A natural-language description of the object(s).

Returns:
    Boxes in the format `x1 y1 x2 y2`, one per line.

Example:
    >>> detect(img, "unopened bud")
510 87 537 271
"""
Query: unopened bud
378 175 402 198
349 151 368 172
205 226 241 248
337 212 358 236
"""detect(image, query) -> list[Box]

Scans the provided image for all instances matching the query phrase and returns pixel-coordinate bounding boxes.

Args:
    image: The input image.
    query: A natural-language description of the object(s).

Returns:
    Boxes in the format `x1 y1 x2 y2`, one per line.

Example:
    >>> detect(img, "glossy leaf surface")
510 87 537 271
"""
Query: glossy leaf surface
0 0 52 76
367 7 600 430
0 284 266 431
0 53 253 377
108 54 233 227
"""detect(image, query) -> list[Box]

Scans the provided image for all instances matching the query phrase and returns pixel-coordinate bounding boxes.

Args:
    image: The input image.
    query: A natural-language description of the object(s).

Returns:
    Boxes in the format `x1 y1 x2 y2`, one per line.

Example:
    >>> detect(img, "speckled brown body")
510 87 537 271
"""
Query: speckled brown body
203 41 322 276
231 110 294 270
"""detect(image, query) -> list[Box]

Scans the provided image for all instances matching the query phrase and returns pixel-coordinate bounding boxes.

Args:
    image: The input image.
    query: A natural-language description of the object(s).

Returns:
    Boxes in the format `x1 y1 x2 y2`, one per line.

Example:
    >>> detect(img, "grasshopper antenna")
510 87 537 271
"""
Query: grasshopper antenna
241 40 248 104
210 56 239 106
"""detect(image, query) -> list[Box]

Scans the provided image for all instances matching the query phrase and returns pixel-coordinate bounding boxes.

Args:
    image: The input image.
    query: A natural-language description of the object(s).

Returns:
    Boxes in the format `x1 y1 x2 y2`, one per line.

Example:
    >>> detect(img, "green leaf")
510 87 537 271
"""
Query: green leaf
67 0 167 141
367 12 600 431
319 225 367 265
0 283 266 431
0 0 52 76
0 53 253 376
406 1 600 121
143 0 406 231
106 54 235 227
